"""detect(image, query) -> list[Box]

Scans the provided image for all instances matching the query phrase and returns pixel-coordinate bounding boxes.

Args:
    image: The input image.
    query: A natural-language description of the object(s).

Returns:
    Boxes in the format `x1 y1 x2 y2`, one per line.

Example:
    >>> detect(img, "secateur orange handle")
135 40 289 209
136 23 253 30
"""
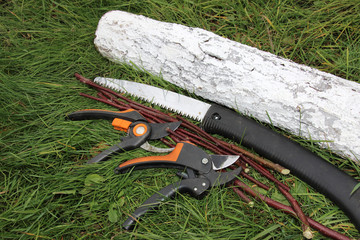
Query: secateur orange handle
114 142 212 174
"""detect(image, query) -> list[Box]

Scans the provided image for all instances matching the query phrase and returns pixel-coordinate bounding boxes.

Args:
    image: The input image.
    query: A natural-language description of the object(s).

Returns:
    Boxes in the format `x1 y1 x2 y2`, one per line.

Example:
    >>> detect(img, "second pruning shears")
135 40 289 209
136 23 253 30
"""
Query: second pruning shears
115 141 242 230
67 109 181 164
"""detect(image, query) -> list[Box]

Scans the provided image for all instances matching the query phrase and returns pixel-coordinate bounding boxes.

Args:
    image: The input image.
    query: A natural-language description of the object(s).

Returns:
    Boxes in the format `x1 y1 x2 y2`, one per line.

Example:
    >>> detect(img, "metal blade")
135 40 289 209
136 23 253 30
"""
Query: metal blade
140 142 174 153
148 121 181 140
210 155 239 170
94 77 210 121
206 167 242 187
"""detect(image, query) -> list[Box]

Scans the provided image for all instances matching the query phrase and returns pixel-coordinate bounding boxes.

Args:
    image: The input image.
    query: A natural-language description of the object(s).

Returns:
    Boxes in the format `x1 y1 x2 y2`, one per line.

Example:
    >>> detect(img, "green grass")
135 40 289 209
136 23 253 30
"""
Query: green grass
1 0 359 239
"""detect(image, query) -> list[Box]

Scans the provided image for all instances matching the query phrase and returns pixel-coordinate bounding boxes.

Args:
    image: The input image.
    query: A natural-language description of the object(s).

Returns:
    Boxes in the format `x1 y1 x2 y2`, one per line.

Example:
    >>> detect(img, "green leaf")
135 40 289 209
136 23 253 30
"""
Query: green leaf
107 207 118 223
79 188 91 195
253 186 268 195
52 190 76 195
84 174 105 187
250 224 281 240
117 190 125 198
271 190 289 206
118 198 125 207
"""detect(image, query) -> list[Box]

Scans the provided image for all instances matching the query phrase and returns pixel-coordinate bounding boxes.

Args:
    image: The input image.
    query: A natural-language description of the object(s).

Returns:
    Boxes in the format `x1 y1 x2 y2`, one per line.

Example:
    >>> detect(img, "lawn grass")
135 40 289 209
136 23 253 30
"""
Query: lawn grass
1 0 359 239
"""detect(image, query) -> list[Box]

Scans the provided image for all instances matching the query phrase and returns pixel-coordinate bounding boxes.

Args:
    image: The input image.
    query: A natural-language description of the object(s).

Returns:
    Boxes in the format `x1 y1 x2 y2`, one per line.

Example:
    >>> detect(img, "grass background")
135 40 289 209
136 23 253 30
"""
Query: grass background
1 0 360 239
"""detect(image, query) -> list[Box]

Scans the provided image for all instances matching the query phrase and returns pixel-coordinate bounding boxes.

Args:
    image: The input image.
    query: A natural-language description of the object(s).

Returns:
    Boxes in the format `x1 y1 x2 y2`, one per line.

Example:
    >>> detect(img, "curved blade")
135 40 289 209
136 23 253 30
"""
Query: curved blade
140 142 174 153
148 121 181 140
206 167 242 187
210 155 239 170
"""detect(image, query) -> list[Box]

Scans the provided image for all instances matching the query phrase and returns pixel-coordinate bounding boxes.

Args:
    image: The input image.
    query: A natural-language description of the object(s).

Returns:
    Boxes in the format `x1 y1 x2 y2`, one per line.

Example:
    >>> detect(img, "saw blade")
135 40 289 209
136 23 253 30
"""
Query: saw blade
94 77 211 121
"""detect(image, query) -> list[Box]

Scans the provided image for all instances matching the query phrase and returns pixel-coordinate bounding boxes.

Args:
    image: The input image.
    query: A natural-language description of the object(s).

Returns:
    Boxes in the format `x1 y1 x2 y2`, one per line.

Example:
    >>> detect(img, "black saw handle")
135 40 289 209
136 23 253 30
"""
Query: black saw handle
202 104 360 231
122 178 209 230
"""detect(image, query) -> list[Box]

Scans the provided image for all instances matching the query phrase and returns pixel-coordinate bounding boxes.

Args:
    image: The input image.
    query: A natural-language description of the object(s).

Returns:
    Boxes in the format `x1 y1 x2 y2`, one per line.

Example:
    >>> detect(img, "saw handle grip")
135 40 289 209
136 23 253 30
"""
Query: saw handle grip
202 104 360 231
122 178 209 230
67 109 146 121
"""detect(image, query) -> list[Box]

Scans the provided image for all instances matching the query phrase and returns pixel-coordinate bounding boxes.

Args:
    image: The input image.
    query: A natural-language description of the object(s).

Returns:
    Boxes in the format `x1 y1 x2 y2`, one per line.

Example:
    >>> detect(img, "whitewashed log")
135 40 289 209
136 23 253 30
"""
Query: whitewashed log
94 10 360 162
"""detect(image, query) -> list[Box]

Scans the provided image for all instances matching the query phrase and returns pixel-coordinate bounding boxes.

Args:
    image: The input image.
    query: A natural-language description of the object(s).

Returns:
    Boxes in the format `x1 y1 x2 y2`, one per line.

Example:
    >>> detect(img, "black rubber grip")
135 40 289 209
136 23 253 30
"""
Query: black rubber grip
202 104 360 231
87 123 150 164
123 178 209 230
87 135 146 164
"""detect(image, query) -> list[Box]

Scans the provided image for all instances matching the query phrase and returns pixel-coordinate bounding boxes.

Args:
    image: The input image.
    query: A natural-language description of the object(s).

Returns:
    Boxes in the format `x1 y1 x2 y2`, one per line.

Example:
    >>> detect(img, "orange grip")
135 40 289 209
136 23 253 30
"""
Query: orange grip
112 118 132 132
118 143 184 169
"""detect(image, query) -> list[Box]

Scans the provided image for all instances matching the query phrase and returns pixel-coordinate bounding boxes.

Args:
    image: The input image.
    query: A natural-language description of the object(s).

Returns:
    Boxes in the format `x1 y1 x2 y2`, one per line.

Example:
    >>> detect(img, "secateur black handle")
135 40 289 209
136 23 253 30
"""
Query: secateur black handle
66 109 146 121
67 109 150 164
122 177 210 230
86 133 149 164
118 142 241 230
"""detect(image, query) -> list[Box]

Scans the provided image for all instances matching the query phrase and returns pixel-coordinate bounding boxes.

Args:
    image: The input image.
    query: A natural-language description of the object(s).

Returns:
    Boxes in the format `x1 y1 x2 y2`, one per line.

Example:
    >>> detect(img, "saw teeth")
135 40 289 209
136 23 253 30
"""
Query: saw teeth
94 77 210 122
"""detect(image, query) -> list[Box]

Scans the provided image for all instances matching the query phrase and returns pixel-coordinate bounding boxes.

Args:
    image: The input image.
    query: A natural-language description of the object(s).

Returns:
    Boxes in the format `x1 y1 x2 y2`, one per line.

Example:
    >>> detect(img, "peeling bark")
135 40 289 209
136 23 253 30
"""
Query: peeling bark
94 10 360 162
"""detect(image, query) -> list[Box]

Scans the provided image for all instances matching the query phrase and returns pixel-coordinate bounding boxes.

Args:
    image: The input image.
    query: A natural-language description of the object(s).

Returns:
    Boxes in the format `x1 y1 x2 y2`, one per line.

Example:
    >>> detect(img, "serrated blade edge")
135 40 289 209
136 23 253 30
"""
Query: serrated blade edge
94 77 210 121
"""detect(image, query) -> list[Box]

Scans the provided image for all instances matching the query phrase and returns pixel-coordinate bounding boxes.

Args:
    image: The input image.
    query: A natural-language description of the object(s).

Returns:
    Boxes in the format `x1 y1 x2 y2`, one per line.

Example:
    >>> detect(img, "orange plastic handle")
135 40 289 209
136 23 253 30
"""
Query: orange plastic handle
118 143 184 169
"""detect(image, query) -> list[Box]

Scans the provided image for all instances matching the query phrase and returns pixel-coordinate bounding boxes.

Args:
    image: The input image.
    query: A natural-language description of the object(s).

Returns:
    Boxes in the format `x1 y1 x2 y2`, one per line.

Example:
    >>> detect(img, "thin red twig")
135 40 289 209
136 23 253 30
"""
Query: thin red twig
233 180 352 240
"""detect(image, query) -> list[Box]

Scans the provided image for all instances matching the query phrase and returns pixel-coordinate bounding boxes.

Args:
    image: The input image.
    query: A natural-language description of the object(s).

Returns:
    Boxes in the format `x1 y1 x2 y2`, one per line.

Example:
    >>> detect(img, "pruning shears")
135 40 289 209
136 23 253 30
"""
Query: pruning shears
67 109 241 230
115 141 242 230
67 109 181 164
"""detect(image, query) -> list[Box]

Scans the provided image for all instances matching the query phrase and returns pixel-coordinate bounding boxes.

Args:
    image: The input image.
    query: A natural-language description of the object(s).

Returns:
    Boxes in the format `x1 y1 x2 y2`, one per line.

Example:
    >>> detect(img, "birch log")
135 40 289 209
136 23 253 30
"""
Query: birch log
94 10 360 162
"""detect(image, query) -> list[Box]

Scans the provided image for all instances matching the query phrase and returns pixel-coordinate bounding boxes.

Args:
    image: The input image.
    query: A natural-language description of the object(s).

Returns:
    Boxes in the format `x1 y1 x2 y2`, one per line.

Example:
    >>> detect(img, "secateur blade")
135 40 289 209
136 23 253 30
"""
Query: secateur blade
148 121 181 139
206 167 242 187
140 142 175 153
210 154 239 170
